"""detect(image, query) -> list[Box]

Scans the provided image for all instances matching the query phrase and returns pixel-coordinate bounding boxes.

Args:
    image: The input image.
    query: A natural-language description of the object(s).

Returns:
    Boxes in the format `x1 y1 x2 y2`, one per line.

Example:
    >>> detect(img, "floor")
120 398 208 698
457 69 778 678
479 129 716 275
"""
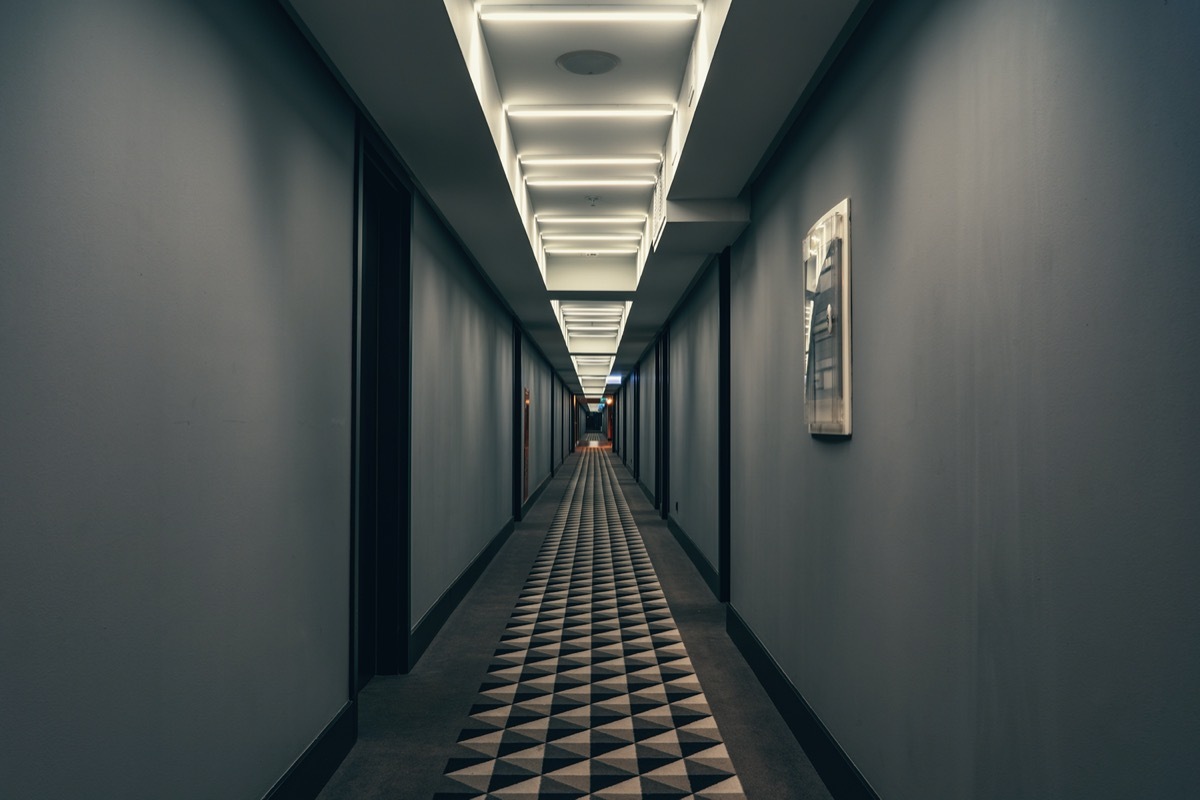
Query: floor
318 446 832 800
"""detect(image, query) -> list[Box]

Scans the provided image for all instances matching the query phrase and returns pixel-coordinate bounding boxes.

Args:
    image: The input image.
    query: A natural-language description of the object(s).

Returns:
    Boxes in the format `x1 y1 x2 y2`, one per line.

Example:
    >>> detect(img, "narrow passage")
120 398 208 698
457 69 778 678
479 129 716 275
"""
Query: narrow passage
434 447 745 799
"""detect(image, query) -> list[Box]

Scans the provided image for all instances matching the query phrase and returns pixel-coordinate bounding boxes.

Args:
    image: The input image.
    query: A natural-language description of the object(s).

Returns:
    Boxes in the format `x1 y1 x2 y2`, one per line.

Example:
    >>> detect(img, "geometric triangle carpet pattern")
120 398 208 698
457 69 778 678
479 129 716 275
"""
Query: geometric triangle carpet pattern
434 448 746 799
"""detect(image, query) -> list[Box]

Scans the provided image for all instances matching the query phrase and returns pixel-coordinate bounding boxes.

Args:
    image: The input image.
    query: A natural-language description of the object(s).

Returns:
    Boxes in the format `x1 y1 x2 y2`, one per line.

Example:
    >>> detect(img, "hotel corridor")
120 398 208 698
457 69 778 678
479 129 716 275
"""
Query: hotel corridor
318 448 831 799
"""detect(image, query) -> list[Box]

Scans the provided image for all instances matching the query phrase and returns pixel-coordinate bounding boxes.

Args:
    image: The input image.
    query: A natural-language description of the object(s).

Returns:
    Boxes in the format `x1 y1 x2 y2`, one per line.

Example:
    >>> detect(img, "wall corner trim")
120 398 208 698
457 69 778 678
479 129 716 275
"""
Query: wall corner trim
725 606 881 800
521 472 553 518
261 700 357 800
666 517 720 599
410 519 516 668
638 479 657 508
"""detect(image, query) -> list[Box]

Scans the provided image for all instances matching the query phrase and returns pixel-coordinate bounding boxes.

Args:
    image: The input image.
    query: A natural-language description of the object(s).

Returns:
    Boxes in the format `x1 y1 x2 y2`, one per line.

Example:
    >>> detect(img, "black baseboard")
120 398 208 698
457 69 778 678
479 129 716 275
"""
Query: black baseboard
666 517 720 599
262 700 357 800
409 519 516 668
726 607 880 800
520 472 552 518
638 479 657 508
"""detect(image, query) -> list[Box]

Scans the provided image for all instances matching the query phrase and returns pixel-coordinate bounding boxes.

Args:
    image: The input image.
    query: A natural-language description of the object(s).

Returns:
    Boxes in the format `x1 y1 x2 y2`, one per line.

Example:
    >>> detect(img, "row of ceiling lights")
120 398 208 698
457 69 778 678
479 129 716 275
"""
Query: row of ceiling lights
477 3 702 397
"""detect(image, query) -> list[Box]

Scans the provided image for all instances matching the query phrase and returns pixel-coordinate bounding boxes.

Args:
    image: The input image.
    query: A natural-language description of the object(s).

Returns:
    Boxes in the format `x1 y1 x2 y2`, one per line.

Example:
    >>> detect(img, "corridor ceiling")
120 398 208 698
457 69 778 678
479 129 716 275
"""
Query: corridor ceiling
283 0 863 397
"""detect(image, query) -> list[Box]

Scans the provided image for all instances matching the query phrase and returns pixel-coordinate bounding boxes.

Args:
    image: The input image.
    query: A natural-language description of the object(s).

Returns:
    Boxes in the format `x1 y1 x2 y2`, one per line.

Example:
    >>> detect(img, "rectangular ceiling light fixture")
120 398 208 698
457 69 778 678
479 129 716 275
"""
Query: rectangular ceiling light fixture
479 5 700 23
546 247 639 255
527 178 657 187
542 234 643 241
507 105 674 119
520 155 662 166
538 215 646 225
562 305 625 313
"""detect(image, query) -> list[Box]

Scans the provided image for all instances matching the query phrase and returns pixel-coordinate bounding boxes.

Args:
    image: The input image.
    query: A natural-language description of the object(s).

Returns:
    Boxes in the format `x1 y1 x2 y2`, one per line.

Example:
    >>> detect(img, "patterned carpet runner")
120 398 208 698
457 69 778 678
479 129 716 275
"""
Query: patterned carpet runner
434 448 745 799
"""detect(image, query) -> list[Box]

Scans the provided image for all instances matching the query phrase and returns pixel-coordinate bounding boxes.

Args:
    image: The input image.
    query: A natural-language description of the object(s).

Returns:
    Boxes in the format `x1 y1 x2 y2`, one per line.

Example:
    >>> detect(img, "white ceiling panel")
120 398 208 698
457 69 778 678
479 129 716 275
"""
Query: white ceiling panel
481 17 696 106
284 0 868 394
528 182 654 217
507 114 673 158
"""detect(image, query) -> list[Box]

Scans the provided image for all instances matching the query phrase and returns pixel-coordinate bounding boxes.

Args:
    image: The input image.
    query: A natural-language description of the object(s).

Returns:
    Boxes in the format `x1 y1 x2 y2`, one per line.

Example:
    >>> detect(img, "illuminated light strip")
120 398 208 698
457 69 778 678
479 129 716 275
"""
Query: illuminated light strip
561 304 626 310
545 247 639 255
537 216 646 224
520 155 663 166
527 178 656 187
508 105 674 119
542 234 643 241
479 5 699 23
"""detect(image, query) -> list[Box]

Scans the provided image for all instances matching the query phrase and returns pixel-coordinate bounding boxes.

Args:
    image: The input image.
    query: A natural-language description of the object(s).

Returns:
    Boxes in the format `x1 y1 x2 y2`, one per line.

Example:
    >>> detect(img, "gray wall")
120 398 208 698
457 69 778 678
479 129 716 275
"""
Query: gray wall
556 379 572 466
623 381 632 467
0 2 354 797
551 377 561 470
729 2 1200 798
410 197 513 626
520 337 552 495
637 349 658 494
667 262 720 569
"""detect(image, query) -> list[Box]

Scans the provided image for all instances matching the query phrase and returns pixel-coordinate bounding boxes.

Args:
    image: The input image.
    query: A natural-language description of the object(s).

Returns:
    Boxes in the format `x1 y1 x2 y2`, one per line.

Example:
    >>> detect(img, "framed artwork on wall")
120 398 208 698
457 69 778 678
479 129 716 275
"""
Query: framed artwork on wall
803 198 852 436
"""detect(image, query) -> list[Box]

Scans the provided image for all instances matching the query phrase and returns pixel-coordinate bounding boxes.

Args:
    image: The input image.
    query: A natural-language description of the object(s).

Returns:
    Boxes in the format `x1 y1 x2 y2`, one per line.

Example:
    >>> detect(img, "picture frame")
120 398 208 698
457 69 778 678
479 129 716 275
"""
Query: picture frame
803 198 852 436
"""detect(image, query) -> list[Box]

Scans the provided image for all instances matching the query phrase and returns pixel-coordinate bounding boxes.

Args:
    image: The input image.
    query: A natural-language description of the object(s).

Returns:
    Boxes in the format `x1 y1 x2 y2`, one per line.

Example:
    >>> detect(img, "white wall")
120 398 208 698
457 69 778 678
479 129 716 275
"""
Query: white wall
410 197 513 626
730 1 1200 798
0 1 354 797
667 262 721 569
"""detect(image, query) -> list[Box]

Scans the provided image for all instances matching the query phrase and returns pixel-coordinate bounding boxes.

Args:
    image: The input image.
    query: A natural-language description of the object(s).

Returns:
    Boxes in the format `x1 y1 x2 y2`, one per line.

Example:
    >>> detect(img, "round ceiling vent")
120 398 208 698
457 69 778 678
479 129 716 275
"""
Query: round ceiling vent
555 50 621 75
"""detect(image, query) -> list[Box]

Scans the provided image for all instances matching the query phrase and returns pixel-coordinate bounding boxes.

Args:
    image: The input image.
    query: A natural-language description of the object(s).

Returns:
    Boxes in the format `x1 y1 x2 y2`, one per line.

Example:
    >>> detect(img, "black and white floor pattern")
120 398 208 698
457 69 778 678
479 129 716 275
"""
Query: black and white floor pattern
434 448 745 799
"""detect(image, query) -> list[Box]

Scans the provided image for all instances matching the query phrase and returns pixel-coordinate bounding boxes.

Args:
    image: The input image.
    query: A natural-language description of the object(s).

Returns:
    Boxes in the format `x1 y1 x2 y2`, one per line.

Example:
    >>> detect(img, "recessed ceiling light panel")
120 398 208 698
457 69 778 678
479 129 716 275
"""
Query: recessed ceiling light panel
542 234 642 241
520 155 662 166
527 178 656 187
479 5 700 23
545 247 639 255
537 215 646 224
507 105 674 119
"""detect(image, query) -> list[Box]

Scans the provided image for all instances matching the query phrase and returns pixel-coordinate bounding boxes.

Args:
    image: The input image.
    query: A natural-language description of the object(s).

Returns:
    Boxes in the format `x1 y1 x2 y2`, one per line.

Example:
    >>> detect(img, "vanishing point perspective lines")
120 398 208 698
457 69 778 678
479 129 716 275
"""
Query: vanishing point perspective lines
434 448 745 799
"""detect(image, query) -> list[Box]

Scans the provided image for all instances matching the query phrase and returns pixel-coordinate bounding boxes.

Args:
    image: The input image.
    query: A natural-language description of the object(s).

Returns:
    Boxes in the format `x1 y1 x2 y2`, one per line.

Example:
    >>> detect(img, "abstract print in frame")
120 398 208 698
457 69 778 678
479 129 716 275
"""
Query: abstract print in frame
802 198 852 436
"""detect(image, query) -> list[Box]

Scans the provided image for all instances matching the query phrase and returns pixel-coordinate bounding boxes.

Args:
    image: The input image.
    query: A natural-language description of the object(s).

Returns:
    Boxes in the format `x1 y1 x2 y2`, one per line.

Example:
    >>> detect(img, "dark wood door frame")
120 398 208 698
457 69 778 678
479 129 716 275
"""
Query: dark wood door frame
523 387 531 502
512 326 523 520
353 125 412 686
718 247 732 603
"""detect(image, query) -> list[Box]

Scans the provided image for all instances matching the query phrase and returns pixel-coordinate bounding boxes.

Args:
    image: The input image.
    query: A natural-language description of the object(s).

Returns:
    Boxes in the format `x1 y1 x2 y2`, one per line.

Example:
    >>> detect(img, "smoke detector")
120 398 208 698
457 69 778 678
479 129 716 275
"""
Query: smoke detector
556 50 621 75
